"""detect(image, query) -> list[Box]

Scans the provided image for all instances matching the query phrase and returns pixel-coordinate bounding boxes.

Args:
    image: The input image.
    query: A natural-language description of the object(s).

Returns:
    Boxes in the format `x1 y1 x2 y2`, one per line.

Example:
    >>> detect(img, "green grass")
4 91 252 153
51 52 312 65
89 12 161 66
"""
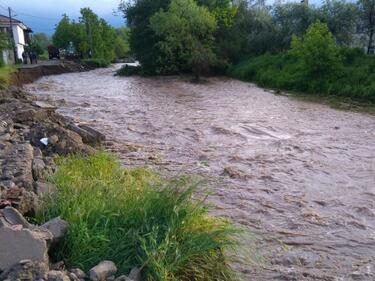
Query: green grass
229 48 375 110
0 65 16 89
36 152 239 281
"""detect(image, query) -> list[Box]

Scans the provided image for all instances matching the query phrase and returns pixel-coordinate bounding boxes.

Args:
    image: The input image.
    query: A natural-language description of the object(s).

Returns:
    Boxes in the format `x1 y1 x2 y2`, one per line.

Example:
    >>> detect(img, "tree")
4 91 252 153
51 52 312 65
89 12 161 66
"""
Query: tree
30 33 51 54
290 21 342 79
119 0 171 72
273 3 321 48
53 9 120 61
53 14 75 49
150 0 217 78
114 28 130 59
358 0 375 53
319 0 359 46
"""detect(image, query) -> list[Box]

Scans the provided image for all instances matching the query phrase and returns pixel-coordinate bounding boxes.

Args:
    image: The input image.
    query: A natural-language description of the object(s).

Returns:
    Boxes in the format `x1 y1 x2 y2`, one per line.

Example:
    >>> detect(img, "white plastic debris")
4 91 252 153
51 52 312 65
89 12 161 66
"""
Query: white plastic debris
40 138 49 146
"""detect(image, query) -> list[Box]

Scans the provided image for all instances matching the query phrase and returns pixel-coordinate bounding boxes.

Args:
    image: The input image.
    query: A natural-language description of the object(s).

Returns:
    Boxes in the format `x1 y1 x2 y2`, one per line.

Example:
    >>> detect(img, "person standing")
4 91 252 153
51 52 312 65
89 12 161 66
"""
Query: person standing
28 51 33 64
22 51 27 64
32 52 38 64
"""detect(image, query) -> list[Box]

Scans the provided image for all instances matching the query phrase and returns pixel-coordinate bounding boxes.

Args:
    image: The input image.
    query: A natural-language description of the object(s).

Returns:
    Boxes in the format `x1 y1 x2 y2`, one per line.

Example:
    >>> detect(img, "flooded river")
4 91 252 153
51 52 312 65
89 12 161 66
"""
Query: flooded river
26 65 375 280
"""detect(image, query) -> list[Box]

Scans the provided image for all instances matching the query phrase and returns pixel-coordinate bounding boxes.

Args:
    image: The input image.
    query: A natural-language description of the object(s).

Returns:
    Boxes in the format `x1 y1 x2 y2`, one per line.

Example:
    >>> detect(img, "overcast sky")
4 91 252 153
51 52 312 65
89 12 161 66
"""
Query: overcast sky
0 0 125 34
0 0 321 35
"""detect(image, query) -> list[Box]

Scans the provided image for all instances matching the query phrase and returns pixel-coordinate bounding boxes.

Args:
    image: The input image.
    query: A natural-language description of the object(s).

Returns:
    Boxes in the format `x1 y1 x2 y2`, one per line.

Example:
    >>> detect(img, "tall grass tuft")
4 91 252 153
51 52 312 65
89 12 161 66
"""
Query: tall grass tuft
36 152 239 280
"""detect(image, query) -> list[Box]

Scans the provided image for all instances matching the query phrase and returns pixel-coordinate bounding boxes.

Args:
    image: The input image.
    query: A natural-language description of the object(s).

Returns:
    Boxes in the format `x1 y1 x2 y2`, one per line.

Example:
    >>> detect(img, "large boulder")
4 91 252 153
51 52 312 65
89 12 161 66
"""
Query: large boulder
0 207 52 274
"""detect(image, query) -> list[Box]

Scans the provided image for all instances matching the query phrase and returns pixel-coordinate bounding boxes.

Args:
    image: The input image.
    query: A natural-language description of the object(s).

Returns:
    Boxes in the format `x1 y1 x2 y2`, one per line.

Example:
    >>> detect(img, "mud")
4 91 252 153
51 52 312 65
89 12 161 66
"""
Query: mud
25 65 375 280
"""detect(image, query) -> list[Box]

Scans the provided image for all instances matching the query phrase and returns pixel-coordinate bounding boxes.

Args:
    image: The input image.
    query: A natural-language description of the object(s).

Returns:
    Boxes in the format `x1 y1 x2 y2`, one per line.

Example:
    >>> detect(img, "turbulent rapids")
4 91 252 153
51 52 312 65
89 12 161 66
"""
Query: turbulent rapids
26 65 375 280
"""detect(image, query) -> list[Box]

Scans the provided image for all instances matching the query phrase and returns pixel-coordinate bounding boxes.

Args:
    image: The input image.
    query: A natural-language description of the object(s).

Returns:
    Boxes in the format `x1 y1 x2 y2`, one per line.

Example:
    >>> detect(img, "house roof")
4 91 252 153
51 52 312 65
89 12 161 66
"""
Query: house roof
0 14 32 32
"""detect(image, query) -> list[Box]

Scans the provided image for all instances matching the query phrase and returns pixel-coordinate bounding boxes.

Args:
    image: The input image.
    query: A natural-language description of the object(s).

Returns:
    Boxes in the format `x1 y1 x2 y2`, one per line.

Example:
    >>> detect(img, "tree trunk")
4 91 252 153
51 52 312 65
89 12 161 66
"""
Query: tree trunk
368 28 374 54
367 0 375 54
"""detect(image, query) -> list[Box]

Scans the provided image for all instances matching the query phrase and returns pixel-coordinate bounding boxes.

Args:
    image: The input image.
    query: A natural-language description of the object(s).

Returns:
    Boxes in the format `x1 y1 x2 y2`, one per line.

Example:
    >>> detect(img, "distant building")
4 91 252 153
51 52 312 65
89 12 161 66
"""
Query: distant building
0 14 32 64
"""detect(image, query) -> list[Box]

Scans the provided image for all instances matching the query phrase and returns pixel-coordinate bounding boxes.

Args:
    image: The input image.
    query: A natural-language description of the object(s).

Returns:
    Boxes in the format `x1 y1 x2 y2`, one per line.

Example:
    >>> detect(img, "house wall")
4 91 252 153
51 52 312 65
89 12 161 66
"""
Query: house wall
2 50 13 65
12 25 26 59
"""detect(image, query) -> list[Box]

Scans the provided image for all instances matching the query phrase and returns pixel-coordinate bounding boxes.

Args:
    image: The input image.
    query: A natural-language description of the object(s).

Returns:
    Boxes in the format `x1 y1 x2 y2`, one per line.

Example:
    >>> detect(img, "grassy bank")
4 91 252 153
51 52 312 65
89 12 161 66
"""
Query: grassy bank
36 152 239 280
230 49 375 109
0 66 17 89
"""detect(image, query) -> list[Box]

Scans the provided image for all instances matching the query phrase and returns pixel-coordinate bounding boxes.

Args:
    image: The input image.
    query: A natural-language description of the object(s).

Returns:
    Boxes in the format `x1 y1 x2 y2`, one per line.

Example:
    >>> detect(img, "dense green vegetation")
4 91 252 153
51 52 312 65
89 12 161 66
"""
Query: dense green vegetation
119 0 236 76
149 0 217 78
0 66 16 89
36 152 239 280
0 33 15 88
53 8 130 63
117 0 375 103
230 21 375 103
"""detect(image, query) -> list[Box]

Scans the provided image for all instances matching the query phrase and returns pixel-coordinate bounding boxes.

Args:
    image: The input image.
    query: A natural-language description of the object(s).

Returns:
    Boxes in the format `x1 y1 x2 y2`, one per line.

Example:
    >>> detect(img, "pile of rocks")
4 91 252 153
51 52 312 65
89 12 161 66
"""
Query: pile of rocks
0 87 104 214
0 88 138 281
0 207 141 281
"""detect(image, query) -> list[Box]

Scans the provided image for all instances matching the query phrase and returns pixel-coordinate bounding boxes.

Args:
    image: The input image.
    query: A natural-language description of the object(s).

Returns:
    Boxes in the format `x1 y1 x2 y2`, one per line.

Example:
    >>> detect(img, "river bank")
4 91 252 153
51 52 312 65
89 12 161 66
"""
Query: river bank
10 61 89 87
25 65 375 280
0 65 239 281
0 86 110 279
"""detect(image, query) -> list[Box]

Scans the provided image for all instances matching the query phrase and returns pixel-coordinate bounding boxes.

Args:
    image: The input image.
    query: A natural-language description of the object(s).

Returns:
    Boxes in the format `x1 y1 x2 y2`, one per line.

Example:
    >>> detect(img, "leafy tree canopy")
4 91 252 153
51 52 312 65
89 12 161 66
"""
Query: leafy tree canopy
150 0 217 77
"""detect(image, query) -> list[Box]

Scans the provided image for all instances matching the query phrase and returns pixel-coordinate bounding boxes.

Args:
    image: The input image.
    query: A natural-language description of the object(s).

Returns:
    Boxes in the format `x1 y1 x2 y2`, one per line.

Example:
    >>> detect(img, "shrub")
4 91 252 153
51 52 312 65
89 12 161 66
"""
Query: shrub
116 64 142 76
82 58 110 68
229 21 375 104
36 152 239 281
290 20 343 80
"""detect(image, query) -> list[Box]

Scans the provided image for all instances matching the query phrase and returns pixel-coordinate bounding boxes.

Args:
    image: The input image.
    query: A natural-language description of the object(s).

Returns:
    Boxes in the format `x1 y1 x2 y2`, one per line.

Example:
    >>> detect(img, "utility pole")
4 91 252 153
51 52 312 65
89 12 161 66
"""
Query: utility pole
8 7 18 64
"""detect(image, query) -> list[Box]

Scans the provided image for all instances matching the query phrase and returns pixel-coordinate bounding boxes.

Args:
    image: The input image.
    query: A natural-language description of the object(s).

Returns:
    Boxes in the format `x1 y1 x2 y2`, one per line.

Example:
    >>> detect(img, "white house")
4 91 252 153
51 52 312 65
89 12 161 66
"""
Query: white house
0 15 32 64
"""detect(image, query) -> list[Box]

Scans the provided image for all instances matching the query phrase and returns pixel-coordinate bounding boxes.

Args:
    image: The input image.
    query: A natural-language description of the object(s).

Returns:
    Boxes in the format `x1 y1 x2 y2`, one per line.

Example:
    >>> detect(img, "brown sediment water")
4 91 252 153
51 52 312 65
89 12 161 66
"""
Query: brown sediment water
25 65 375 280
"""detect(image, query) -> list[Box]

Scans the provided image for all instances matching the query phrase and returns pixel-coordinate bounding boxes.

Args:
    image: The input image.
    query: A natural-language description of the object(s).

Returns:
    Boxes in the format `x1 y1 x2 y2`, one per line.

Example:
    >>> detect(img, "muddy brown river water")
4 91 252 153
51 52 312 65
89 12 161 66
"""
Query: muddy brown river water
26 65 375 281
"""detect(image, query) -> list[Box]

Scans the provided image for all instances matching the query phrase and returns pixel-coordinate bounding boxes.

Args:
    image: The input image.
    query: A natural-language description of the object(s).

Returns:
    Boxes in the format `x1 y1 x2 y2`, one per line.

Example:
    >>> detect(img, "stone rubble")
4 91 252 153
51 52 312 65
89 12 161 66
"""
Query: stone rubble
0 88 143 280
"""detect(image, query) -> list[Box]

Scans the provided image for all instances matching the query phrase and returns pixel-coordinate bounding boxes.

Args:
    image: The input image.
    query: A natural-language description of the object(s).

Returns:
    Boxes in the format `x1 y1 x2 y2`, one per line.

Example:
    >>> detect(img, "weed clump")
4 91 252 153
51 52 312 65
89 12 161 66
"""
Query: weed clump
36 152 239 281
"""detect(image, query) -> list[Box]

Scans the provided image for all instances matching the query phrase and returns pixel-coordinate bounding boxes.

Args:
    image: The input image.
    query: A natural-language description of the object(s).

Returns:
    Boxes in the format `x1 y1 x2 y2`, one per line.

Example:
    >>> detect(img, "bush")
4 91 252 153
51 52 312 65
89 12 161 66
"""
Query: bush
36 152 239 280
116 64 142 76
230 22 375 104
82 58 110 68
290 20 343 80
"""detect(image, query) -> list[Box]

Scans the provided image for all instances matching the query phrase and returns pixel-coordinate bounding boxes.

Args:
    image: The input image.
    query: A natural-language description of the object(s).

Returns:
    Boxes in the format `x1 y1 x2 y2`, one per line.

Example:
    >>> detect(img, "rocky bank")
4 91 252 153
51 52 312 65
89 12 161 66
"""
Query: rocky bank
0 87 138 281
